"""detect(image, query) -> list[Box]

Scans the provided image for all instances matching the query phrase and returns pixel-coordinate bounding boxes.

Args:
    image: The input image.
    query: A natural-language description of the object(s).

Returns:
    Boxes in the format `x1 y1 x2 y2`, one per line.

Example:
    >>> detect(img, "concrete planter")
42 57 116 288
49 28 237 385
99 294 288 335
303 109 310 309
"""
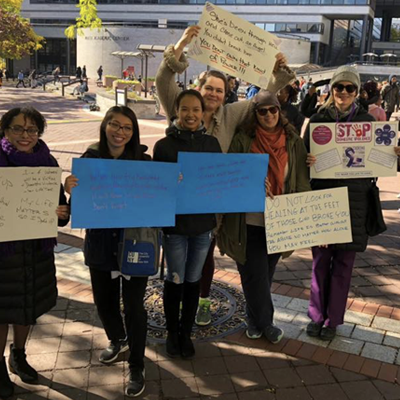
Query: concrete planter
112 81 141 92
96 90 157 119
103 76 118 88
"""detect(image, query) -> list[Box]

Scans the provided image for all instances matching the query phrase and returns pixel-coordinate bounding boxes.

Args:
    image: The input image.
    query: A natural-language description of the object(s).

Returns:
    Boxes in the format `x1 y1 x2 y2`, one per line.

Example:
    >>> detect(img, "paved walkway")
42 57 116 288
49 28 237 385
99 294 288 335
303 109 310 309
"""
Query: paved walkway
2 87 400 399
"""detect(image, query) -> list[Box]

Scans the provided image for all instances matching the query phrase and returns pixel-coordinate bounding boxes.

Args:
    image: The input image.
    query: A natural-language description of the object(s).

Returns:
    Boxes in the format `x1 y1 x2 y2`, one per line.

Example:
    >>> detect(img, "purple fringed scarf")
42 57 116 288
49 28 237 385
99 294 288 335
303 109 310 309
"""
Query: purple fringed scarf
0 137 58 257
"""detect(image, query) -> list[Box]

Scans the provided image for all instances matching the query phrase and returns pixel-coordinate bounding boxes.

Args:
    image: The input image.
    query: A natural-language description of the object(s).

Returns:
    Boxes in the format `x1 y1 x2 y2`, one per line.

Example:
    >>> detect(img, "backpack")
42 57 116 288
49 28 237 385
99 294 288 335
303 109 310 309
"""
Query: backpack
117 228 162 276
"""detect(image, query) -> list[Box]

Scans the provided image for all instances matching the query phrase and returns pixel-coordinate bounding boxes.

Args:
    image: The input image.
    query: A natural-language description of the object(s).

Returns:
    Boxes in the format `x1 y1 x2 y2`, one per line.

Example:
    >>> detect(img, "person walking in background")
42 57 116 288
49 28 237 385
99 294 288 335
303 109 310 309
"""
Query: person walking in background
52 67 60 83
368 95 386 121
76 66 82 80
277 84 305 134
304 66 378 341
225 76 238 104
82 65 87 79
0 70 3 88
15 71 25 88
28 69 37 89
97 65 103 81
0 107 70 399
381 74 399 121
153 90 221 359
218 91 311 342
64 106 150 398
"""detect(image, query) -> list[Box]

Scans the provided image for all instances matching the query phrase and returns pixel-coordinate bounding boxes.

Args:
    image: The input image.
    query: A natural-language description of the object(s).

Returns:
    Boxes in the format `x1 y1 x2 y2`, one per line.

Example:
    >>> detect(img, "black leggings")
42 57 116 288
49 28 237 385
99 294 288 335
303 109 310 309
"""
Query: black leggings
89 268 148 369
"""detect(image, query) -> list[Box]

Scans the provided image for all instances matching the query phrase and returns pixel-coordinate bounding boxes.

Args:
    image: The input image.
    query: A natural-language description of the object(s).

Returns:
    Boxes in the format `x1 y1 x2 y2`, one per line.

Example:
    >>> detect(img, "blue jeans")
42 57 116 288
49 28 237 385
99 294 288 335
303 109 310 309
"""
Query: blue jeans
163 231 213 284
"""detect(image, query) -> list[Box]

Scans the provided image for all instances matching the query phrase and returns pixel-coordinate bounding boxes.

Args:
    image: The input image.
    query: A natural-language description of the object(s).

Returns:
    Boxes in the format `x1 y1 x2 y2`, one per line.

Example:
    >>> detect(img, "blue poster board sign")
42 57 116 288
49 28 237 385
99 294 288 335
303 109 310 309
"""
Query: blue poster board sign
71 158 179 229
176 152 269 214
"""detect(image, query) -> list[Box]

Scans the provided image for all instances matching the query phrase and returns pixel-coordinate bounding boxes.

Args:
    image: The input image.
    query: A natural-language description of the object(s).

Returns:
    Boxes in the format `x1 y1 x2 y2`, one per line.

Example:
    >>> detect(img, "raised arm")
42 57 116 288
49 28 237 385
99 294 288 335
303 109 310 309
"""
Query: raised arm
155 26 200 123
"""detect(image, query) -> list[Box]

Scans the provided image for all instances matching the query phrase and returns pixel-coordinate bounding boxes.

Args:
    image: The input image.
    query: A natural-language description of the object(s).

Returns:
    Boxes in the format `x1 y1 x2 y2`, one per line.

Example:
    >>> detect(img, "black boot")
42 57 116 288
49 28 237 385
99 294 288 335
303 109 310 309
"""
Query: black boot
8 344 38 384
179 280 200 359
0 358 13 400
163 281 183 358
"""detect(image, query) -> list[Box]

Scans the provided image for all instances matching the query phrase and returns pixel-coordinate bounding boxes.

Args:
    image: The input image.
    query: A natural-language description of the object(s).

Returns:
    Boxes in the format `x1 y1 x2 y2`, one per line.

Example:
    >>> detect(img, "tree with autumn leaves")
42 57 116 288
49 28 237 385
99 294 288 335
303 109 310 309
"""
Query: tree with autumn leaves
65 0 102 39
0 0 43 60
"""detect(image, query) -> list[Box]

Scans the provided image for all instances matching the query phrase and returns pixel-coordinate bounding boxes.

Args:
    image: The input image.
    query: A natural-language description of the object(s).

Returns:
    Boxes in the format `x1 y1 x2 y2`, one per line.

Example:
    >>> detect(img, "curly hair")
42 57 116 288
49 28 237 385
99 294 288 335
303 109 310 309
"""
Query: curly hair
0 107 46 138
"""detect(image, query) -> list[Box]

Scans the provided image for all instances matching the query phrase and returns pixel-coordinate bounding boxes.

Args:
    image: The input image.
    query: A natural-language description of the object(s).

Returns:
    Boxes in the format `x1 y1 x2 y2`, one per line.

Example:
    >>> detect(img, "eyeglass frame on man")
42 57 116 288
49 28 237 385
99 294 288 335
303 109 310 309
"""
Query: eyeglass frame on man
107 121 133 135
7 125 39 137
256 106 280 116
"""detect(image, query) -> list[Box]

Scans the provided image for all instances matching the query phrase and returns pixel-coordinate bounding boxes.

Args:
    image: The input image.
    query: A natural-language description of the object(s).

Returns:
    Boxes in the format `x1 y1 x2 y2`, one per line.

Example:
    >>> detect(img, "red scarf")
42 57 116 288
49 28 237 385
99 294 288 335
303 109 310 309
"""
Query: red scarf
251 126 288 195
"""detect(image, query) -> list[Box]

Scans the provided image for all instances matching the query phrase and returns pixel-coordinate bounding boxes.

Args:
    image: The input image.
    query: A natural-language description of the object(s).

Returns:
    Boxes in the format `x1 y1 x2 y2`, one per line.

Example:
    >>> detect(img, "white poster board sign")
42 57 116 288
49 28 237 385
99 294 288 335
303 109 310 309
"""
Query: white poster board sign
0 167 62 242
188 2 280 89
310 122 398 179
265 188 352 254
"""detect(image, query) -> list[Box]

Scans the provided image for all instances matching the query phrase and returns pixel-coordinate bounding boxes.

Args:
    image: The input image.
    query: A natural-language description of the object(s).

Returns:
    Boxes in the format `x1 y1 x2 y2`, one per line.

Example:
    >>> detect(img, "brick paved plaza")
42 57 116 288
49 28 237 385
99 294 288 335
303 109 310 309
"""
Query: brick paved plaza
2 86 400 399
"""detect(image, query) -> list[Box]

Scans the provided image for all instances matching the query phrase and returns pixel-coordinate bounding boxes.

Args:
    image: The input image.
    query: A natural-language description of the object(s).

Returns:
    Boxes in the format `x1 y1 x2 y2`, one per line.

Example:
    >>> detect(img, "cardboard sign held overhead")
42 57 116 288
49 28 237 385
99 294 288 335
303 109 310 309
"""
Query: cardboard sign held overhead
188 2 280 89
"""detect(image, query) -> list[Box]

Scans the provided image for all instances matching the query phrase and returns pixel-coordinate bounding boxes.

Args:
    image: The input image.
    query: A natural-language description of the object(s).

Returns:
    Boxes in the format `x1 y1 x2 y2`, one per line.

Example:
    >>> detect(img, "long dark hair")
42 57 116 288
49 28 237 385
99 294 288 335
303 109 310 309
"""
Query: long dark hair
99 106 141 159
0 107 46 138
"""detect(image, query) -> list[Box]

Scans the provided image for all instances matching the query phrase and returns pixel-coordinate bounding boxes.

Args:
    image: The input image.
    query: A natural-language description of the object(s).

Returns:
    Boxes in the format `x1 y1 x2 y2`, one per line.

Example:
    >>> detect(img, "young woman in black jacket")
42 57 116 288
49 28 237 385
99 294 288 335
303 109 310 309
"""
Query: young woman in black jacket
303 66 377 341
153 90 221 359
65 106 149 398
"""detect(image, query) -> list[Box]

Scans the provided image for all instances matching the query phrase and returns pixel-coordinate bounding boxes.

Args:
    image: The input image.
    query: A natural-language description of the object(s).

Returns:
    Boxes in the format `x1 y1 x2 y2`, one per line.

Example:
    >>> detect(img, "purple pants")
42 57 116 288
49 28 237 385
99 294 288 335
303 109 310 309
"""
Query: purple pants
308 247 356 328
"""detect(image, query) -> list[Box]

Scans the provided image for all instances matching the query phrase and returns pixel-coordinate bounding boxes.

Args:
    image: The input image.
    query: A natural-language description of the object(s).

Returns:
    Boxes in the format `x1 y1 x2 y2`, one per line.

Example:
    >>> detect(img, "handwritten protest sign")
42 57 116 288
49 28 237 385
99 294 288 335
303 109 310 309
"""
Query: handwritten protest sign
188 2 280 89
71 159 179 229
265 188 352 254
0 167 61 242
177 152 269 214
310 122 398 179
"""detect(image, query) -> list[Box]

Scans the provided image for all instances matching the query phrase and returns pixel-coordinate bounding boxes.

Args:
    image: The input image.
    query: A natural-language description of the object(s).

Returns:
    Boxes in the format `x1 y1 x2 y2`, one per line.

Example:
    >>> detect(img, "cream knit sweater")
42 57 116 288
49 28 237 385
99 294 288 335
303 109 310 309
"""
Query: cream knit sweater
155 45 296 153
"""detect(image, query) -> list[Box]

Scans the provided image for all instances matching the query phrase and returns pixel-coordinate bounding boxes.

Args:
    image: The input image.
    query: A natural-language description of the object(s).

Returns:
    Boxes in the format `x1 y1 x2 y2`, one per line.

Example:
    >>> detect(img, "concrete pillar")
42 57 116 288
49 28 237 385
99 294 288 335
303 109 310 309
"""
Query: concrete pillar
66 39 71 75
359 15 368 61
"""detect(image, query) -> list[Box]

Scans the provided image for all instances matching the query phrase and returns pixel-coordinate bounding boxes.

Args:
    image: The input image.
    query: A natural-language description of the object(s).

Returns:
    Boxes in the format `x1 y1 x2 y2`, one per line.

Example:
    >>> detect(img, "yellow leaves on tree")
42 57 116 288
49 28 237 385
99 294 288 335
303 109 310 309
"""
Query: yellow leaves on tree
0 0 43 59
65 0 102 39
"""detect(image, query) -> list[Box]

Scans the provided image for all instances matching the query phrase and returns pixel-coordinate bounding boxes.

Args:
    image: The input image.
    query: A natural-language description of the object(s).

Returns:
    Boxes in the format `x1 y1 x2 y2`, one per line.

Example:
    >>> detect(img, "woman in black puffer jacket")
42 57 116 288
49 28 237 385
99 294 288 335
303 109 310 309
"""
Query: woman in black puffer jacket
303 66 377 342
0 107 69 399
153 90 221 360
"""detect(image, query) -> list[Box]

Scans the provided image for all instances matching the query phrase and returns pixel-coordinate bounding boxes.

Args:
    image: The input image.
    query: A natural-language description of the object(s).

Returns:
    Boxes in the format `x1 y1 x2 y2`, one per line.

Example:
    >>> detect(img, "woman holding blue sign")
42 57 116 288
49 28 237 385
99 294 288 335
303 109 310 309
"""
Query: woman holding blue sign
218 91 311 342
303 66 378 341
65 106 150 398
156 25 295 327
0 107 70 400
153 90 222 359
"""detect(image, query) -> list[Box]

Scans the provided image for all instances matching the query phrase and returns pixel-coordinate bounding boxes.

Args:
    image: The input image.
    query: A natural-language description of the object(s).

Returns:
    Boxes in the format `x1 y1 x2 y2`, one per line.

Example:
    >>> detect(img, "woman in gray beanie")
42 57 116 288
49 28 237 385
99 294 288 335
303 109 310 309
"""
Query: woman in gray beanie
303 65 378 341
218 91 311 342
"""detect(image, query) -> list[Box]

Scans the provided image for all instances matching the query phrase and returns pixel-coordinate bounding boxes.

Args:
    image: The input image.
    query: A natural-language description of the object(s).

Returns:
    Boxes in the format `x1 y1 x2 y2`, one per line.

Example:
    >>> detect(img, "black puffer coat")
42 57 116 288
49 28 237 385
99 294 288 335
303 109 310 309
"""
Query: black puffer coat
82 143 151 271
0 158 69 325
153 123 222 236
303 106 375 252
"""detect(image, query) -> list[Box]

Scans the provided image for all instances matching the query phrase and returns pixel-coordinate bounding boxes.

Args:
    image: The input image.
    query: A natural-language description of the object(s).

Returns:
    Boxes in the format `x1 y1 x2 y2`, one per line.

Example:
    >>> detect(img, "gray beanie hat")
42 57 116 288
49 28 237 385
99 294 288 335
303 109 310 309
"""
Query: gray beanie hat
252 90 281 109
330 66 361 92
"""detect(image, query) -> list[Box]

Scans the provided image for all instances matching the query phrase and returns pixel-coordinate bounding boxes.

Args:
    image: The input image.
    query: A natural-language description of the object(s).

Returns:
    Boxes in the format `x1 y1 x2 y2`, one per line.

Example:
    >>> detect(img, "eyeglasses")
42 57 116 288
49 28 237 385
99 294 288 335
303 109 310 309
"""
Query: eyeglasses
333 84 357 94
256 106 279 116
7 125 39 136
108 121 133 135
